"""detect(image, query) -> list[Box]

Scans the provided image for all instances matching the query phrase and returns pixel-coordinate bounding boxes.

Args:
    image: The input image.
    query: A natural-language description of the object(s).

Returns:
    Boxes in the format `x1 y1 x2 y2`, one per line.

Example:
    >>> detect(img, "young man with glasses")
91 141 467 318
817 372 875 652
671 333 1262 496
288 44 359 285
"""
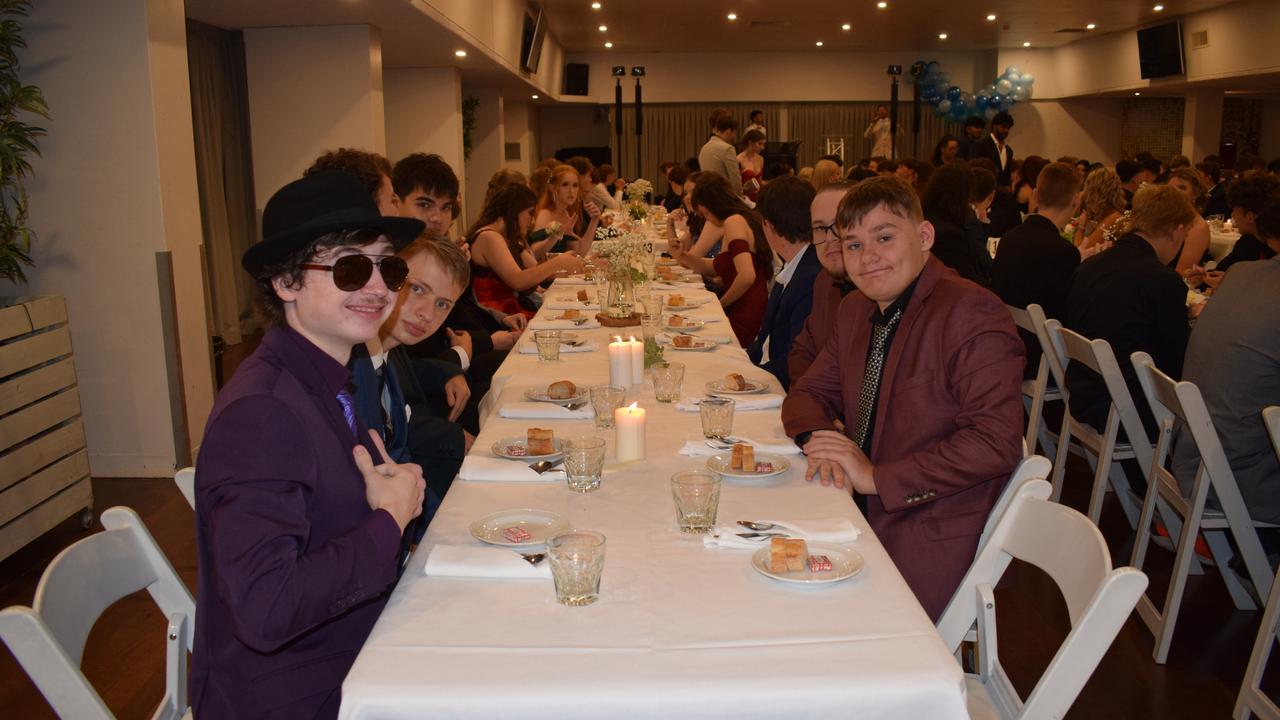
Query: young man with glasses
191 171 427 719
788 180 859 384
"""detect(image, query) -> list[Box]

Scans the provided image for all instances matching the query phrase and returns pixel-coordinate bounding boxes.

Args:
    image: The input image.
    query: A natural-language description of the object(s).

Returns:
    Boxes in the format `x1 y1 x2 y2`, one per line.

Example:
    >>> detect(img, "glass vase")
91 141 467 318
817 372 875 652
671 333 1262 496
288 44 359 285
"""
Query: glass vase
607 269 635 318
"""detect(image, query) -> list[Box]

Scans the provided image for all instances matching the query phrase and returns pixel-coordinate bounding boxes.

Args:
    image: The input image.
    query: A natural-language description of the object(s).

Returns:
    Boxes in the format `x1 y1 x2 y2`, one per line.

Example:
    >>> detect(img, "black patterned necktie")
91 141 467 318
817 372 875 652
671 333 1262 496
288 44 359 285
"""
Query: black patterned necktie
852 308 904 448
375 364 394 445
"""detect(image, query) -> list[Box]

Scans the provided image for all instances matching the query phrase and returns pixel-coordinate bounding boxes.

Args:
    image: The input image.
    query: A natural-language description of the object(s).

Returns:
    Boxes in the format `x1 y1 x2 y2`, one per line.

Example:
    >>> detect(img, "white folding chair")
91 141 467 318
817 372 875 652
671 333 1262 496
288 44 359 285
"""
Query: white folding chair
1129 354 1275 663
1006 304 1061 459
174 467 195 510
1042 320 1149 528
1235 406 1280 720
937 480 1148 720
0 507 194 720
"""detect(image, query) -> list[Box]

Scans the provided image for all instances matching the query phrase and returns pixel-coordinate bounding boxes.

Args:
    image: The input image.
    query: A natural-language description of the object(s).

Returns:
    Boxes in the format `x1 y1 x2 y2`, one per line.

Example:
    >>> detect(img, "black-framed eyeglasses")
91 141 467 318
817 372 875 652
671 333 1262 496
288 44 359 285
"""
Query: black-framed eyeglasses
812 223 839 244
300 254 409 292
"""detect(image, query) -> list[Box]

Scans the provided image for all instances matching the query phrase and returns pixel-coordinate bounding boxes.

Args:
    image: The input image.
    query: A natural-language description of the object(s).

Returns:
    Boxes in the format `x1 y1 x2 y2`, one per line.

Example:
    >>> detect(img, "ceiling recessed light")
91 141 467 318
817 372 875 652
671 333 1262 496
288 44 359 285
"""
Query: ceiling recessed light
986 14 997 21
877 1 887 8
1134 91 1142 96
938 33 948 40
1023 41 1031 47
1154 4 1164 11
815 40 824 47
1086 23 1097 30
727 13 737 20
842 23 851 30
531 94 539 100
591 2 601 8
454 49 466 57
604 41 613 48
598 25 607 31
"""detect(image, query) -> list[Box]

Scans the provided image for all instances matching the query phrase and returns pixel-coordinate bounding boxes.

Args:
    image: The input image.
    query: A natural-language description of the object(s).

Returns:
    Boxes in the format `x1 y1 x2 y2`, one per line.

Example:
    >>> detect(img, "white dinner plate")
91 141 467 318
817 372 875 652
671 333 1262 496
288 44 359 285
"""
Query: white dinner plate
669 339 716 352
664 301 706 311
706 452 790 478
470 509 570 548
491 436 565 460
706 378 768 395
665 318 706 331
524 388 588 405
751 542 864 585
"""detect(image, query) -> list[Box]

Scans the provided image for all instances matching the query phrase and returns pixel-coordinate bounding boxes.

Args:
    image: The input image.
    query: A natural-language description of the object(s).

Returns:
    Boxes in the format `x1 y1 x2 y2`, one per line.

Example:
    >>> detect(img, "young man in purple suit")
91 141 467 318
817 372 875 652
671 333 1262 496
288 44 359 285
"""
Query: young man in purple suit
191 170 427 718
781 176 1024 620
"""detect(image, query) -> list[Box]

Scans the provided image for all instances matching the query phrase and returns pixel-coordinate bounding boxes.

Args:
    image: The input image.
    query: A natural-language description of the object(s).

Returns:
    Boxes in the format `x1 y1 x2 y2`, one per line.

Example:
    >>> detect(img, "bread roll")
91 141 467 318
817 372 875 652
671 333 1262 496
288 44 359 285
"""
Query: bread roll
547 380 577 399
668 293 685 307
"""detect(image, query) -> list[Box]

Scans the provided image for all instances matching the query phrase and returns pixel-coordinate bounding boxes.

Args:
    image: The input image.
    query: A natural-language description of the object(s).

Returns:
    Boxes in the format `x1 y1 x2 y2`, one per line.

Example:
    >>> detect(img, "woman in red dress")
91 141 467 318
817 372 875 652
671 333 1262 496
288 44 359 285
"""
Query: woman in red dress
468 184 584 318
671 173 770 346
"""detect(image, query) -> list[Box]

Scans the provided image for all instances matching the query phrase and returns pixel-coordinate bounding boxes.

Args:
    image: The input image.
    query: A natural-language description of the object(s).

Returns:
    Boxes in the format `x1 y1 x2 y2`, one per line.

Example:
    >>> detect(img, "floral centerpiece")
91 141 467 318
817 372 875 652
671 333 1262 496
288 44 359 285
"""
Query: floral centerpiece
594 224 624 241
592 229 651 317
624 178 653 221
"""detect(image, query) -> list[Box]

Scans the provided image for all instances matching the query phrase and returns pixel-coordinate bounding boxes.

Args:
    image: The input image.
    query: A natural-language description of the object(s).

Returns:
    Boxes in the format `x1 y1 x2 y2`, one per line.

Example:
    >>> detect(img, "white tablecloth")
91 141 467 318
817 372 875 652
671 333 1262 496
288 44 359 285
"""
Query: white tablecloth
339 282 967 720
1209 229 1241 260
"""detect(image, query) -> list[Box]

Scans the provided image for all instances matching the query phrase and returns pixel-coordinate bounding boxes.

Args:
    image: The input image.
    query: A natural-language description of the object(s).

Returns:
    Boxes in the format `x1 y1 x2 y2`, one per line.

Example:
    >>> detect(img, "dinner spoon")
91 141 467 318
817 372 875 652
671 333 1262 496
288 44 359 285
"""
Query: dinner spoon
737 520 777 531
528 458 565 474
520 553 547 566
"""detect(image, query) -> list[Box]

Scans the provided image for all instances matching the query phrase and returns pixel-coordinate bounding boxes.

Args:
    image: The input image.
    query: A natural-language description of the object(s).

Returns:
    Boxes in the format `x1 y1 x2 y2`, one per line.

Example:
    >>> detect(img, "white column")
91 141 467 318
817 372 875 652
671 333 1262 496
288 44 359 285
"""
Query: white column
504 100 536 178
463 88 506 227
1181 88 1224 162
385 68 465 180
18 0 213 475
244 25 387 212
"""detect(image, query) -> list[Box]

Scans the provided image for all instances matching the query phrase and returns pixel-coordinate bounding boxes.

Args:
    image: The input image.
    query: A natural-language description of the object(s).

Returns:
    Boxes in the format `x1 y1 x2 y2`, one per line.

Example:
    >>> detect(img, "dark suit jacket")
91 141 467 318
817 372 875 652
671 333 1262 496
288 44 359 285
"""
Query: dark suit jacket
349 344 410 464
388 347 467 504
1218 233 1276 272
991 214 1081 378
1203 182 1230 219
928 216 989 286
747 243 821 389
193 327 402 719
781 257 1025 619
967 135 1015 187
787 270 849 385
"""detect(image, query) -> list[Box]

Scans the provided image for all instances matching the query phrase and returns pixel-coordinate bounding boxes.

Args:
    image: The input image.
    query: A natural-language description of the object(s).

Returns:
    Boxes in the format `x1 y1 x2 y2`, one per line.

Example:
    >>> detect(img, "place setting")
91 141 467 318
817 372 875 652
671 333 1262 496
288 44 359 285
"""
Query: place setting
498 380 595 419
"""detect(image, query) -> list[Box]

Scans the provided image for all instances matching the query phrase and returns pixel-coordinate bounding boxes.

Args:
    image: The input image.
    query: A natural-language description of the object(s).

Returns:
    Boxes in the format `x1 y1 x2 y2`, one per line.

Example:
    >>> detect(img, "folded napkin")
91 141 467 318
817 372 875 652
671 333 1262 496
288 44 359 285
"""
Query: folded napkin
499 401 594 420
678 433 800 456
424 544 551 579
702 517 861 550
654 280 707 289
552 277 595 286
545 299 599 310
528 317 602 330
516 341 600 355
658 332 733 346
676 394 784 412
458 455 560 483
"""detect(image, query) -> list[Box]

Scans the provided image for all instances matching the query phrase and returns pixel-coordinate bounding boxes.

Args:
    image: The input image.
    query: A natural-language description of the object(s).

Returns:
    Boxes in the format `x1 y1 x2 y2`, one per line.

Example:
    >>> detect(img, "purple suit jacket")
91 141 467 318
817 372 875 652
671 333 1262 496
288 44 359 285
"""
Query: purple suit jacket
787 270 844 385
782 256 1024 619
192 327 402 719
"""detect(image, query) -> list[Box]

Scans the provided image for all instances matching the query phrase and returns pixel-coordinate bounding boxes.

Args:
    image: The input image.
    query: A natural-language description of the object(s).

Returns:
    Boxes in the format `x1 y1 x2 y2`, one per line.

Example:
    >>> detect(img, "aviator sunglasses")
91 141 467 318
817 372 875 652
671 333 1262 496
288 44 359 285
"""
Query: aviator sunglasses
300 254 409 292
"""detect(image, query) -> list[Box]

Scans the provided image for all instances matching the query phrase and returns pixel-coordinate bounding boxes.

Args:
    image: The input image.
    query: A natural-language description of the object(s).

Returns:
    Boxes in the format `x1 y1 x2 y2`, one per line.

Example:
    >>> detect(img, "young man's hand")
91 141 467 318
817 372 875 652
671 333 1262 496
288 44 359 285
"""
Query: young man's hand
443 374 471 422
355 430 425 533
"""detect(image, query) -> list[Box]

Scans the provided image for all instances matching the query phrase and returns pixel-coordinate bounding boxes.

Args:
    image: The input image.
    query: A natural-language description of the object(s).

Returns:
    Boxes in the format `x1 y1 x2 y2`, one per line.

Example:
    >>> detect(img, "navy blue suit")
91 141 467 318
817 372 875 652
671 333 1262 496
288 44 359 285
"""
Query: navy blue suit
747 244 821 390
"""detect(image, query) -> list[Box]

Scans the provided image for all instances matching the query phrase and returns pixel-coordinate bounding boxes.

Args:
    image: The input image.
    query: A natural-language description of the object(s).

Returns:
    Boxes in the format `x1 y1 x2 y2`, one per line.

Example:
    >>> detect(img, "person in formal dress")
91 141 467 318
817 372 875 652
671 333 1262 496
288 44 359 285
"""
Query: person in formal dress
1116 159 1144 209
671 173 770 345
589 163 624 211
663 164 690 213
471 183 584 319
1171 180 1280 527
1166 167 1213 274
306 148 400 216
1198 161 1230 219
1065 184 1196 435
929 134 960 167
1216 173 1280 271
746 176 820 389
1073 167 1127 255
781 176 1024 620
864 104 894 159
1013 155 1048 215
738 129 766 201
698 109 743 197
967 112 1015 187
811 158 843 194
957 116 985 160
922 161 989 286
745 108 767 138
788 180 859 384
531 164 600 258
192 171 426 719
990 163 1083 377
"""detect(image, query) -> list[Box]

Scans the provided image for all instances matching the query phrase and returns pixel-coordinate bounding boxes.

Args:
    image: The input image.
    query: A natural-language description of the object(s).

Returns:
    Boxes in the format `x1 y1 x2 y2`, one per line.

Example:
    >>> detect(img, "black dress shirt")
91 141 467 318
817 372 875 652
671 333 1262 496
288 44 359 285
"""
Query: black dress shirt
1064 232 1189 434
855 276 920 454
991 214 1081 378
1217 234 1276 272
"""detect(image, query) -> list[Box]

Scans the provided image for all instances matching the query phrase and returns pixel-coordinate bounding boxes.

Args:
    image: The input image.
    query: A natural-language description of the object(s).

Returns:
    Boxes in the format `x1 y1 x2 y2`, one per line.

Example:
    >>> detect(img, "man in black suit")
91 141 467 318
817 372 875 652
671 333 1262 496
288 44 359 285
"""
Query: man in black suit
957 116 985 162
747 176 821 390
1198 160 1230 219
990 163 1082 377
967 111 1015 187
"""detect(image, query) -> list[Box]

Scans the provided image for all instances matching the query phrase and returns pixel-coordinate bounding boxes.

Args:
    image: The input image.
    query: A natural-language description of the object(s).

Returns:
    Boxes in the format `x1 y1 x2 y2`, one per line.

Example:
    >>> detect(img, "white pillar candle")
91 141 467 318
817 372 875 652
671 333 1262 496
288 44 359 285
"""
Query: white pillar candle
627 336 644 385
608 336 627 387
615 402 646 462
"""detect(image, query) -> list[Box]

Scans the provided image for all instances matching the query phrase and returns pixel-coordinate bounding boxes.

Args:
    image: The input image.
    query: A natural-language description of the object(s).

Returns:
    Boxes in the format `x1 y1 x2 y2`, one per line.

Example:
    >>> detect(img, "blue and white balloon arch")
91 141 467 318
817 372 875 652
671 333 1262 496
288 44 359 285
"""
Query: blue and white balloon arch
910 60 1035 122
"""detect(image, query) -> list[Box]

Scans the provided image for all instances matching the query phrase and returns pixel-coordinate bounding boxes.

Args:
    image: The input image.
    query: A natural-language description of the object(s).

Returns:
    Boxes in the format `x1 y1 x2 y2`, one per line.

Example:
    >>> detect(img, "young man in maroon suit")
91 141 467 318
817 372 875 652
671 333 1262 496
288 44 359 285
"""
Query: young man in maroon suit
781 176 1024 620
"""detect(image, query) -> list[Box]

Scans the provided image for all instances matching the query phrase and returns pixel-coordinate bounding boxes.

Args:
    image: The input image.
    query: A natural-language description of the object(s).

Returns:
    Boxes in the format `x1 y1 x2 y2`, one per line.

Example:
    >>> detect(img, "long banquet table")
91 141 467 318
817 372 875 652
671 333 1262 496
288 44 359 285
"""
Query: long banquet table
339 280 969 719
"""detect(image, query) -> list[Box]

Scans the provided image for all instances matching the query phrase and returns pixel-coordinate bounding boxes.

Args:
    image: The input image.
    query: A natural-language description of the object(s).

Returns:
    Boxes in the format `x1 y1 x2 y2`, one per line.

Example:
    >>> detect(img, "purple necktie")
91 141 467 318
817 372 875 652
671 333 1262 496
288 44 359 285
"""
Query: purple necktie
336 386 359 439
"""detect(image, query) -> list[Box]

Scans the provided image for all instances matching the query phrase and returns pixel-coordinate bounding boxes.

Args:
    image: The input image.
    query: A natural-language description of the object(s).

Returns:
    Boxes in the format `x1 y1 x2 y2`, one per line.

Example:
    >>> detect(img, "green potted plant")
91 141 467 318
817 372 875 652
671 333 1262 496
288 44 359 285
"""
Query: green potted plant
0 0 48 283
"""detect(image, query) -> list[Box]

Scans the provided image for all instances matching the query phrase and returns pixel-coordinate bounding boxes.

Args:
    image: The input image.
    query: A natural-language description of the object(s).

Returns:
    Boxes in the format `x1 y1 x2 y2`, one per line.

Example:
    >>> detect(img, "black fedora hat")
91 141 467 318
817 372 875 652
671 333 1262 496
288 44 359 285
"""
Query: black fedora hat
242 170 425 276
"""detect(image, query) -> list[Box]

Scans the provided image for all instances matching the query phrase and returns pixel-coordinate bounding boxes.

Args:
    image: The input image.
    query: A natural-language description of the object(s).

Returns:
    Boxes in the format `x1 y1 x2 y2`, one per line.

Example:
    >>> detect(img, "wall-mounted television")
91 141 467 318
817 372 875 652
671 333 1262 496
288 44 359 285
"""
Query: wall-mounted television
1137 21 1184 79
520 3 546 75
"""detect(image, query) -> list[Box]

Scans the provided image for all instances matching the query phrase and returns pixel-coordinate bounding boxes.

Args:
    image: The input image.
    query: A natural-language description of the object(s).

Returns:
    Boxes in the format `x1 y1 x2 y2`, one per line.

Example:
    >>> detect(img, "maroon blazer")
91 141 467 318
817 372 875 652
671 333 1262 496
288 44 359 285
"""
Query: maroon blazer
787 271 844 384
782 256 1024 619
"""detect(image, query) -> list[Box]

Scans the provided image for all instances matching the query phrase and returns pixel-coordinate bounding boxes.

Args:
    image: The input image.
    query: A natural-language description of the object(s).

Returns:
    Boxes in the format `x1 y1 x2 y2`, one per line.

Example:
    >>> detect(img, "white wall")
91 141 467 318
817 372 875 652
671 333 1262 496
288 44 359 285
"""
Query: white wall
244 25 387 211
385 67 466 176
419 0 567 98
1007 98 1124 166
503 100 537 176
463 87 505 226
17 0 214 476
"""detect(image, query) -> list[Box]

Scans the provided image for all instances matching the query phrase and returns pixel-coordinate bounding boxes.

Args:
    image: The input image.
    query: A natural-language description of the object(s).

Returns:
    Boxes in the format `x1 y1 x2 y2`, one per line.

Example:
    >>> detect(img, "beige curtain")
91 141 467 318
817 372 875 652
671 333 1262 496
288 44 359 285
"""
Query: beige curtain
187 20 258 345
610 101 963 184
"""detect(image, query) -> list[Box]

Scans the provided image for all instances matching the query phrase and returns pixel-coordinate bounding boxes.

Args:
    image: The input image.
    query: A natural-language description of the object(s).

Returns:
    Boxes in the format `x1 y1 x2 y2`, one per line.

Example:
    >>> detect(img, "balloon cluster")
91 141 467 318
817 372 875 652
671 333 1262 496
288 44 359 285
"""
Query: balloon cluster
909 60 1035 122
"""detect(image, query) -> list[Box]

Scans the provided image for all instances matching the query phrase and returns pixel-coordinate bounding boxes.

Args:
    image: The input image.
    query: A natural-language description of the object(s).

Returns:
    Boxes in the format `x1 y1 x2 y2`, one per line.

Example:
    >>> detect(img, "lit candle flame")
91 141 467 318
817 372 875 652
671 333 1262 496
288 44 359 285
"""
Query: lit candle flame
628 401 638 410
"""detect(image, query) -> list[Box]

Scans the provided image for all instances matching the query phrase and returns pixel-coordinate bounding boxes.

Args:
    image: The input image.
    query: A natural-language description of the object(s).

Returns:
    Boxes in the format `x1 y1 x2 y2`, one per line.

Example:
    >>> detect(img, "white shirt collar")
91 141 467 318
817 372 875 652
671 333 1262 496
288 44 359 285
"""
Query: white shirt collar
775 243 811 287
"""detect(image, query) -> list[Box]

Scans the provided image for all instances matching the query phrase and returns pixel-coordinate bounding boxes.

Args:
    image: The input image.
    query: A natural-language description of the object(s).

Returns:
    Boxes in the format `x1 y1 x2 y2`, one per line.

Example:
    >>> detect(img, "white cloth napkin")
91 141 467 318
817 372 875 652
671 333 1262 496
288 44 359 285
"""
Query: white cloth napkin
424 544 551 579
678 434 800 456
516 341 599 355
658 332 733 346
676 394 784 412
499 402 594 420
457 456 560 483
702 518 861 550
545 299 599 310
551 277 594 286
528 317 602 330
653 280 707 289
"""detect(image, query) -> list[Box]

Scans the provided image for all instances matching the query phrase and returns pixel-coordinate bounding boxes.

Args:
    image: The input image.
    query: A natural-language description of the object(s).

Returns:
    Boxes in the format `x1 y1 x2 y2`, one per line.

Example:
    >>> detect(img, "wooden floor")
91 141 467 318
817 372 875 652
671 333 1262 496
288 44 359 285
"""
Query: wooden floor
2 456 1277 717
